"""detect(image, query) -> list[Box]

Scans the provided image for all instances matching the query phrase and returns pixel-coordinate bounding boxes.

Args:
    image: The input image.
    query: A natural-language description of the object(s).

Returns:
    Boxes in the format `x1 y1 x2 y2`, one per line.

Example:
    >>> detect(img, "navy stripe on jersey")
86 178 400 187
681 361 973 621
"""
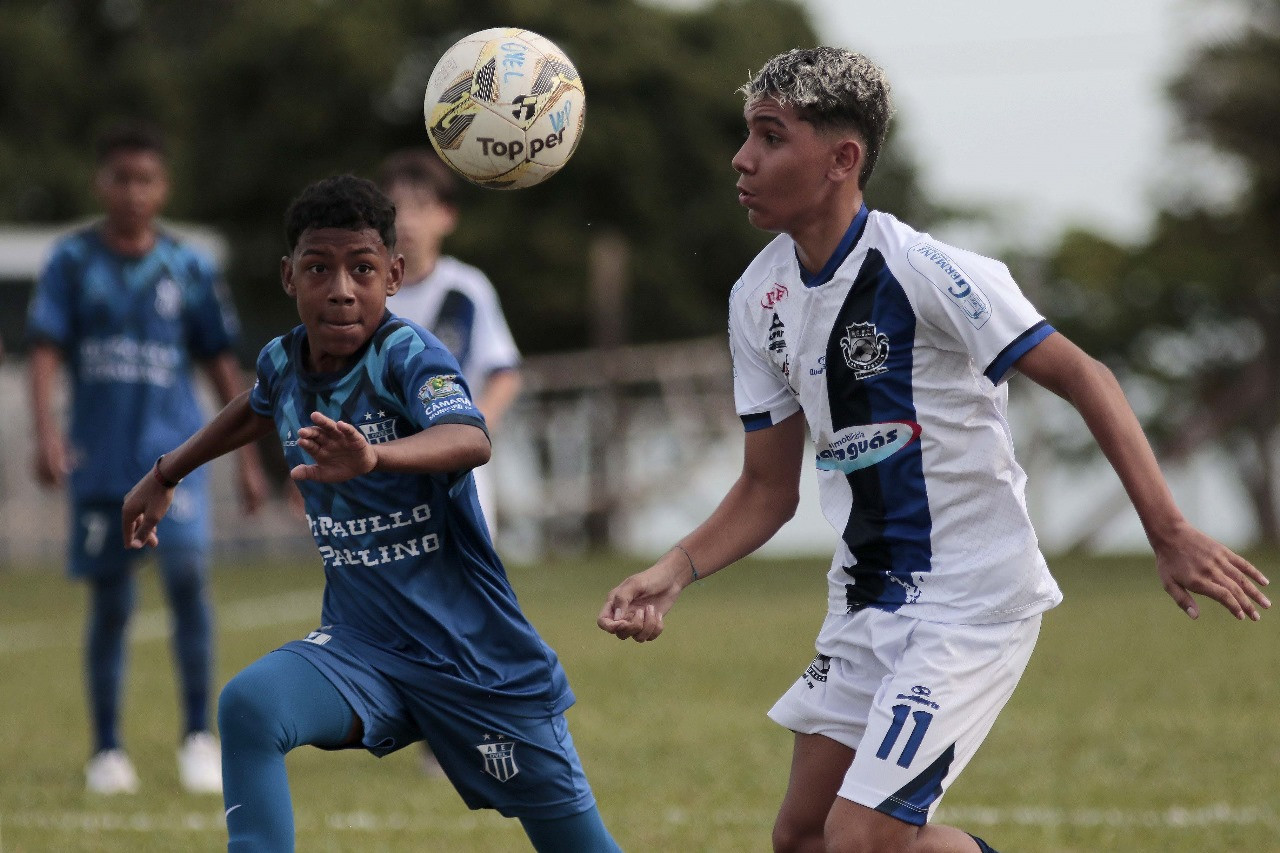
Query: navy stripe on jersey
825 248 932 612
435 290 477 371
983 319 1054 383
800 205 870 288
740 412 774 432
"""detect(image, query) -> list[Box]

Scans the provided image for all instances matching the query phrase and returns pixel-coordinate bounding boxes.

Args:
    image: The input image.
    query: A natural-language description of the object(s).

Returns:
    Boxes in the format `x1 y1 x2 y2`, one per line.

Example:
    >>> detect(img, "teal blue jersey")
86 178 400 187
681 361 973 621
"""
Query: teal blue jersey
249 313 572 715
26 227 237 500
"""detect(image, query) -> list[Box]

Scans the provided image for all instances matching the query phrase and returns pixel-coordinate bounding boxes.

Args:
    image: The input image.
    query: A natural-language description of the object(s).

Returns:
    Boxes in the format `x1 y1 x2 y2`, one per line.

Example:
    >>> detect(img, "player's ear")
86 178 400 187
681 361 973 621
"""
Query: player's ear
386 253 405 296
829 137 863 185
280 256 297 297
439 203 459 238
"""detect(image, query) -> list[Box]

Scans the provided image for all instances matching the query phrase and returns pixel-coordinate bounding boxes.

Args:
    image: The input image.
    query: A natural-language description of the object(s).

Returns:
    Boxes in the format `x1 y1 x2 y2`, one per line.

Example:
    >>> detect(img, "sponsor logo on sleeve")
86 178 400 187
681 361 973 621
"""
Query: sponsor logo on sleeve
908 243 992 328
417 374 474 420
420 375 463 400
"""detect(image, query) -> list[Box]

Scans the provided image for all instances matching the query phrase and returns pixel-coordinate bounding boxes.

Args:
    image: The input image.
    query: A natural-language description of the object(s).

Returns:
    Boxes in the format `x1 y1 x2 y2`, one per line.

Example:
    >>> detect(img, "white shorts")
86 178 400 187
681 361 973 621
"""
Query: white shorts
768 608 1041 826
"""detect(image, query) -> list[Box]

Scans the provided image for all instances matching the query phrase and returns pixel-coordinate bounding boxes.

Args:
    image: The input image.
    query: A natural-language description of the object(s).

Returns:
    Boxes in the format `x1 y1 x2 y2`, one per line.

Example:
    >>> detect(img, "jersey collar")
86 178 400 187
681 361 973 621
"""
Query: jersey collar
798 204 869 288
295 310 392 389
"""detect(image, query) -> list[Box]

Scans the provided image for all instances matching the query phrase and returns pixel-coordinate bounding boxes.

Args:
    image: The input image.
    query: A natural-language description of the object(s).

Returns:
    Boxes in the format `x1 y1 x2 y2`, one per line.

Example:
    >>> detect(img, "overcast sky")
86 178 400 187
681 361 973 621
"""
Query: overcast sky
651 0 1247 252
803 0 1253 251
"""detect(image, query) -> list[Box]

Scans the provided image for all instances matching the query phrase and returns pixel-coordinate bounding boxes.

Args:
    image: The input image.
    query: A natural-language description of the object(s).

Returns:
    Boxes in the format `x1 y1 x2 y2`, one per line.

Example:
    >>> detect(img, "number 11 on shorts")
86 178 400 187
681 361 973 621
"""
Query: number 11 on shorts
875 704 934 769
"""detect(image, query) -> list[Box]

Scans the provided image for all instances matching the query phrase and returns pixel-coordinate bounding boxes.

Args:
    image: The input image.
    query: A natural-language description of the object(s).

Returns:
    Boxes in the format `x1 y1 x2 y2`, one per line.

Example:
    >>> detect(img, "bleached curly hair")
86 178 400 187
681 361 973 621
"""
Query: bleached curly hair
741 47 894 189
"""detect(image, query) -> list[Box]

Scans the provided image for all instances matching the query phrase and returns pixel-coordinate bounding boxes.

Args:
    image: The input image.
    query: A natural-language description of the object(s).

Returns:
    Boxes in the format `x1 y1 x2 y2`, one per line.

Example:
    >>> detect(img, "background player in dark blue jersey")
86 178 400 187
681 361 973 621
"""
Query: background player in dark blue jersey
26 122 268 796
121 175 621 853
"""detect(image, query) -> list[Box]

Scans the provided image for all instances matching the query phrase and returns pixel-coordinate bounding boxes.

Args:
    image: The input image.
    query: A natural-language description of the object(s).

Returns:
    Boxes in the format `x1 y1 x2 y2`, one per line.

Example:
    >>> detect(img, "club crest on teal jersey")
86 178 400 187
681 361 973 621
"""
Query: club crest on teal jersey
357 414 400 445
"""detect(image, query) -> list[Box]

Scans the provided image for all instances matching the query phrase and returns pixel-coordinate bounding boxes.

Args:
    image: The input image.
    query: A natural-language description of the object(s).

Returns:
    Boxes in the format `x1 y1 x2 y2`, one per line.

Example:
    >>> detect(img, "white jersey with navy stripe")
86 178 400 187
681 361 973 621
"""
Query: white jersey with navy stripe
386 256 521 399
729 207 1063 625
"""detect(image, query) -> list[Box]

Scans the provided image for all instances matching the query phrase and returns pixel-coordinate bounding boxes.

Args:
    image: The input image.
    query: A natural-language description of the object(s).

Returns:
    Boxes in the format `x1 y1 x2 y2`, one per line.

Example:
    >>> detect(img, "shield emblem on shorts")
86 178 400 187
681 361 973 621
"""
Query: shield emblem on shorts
477 738 519 782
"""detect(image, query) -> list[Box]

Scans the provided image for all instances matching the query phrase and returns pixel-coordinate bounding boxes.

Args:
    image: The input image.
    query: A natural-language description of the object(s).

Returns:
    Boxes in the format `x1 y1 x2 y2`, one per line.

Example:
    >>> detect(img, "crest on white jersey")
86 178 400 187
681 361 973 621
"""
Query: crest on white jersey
839 322 889 379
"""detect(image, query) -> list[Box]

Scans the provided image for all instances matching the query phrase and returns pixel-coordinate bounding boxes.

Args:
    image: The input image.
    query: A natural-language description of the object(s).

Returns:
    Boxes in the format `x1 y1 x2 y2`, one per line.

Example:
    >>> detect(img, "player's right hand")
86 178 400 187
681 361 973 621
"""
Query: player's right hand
33 433 70 488
597 560 687 642
290 412 377 483
121 472 174 549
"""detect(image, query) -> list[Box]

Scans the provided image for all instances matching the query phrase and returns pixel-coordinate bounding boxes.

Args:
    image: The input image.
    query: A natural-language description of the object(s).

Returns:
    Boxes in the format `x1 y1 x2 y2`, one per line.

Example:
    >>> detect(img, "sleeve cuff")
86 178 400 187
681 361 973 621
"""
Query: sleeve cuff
984 321 1054 384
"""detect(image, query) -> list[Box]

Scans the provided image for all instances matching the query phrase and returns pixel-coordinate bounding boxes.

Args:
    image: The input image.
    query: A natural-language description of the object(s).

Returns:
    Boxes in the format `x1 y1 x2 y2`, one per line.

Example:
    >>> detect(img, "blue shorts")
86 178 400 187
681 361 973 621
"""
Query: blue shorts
280 631 595 820
71 481 210 580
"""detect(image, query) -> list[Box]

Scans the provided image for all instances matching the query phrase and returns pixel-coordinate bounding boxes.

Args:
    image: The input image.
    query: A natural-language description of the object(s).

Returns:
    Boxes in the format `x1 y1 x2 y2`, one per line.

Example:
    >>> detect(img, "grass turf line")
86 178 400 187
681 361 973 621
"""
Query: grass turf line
1 552 1277 852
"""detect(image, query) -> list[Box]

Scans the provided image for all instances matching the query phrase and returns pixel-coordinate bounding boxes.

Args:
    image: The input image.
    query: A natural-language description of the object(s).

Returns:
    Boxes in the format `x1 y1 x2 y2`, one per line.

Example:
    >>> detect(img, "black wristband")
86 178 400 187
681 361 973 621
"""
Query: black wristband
153 455 182 489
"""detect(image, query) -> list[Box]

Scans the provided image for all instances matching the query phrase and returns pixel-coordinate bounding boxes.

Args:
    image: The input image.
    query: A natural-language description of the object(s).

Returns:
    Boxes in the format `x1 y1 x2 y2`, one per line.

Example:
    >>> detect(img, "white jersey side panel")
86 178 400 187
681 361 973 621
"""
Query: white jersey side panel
730 211 1062 625
386 256 520 399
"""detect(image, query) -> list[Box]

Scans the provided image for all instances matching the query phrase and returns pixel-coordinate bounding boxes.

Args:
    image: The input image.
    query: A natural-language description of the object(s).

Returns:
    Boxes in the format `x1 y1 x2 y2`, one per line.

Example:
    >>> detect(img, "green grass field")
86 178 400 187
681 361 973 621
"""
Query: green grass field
1 551 1277 852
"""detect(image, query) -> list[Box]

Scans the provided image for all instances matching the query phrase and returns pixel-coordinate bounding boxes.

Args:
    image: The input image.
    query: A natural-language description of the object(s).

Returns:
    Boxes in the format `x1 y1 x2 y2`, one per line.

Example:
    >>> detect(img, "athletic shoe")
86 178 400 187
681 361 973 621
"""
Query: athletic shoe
178 731 223 794
85 749 140 795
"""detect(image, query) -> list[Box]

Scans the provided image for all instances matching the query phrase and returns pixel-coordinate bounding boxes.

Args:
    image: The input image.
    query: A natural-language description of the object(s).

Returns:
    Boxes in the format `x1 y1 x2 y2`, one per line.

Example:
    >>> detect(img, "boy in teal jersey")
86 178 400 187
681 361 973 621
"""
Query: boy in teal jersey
27 122 268 795
122 175 620 852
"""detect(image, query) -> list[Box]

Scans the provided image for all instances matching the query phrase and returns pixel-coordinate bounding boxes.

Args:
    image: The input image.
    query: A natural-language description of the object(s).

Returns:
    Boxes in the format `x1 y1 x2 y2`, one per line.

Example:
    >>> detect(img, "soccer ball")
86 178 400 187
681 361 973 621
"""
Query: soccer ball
423 28 586 190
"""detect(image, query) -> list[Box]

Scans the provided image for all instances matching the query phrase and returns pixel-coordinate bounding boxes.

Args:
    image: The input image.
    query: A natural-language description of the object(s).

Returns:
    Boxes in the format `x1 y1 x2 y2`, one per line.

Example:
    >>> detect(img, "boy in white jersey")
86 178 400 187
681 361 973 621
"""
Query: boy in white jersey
598 47 1271 853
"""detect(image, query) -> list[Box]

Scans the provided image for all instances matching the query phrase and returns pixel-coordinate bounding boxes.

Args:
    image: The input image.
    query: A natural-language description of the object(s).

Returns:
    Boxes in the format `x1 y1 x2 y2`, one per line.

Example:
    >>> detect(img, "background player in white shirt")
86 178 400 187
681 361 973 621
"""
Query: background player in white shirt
379 149 523 529
598 47 1271 853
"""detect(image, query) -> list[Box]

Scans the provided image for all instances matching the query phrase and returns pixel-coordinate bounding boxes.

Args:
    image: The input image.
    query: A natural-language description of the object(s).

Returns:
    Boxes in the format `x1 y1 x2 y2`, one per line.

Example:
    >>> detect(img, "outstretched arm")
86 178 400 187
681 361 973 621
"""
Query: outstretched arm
201 352 269 514
598 410 807 642
122 391 275 549
289 412 490 483
1015 332 1270 620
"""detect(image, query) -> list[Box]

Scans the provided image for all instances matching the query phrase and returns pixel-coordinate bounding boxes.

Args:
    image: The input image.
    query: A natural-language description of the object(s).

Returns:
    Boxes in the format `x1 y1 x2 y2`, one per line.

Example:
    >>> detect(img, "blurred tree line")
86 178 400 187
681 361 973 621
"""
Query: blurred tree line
1040 0 1280 543
0 0 937 359
10 0 1277 541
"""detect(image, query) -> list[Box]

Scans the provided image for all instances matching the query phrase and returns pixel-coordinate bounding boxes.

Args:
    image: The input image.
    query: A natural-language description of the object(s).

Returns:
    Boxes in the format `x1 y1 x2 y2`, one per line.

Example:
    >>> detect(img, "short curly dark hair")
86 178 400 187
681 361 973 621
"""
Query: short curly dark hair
95 121 166 164
284 175 397 252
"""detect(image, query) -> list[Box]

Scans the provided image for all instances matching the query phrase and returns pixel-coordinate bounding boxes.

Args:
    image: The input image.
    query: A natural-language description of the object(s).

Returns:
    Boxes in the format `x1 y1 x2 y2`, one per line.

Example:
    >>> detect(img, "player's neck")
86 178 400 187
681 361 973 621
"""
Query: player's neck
100 221 158 257
792 198 863 277
403 250 442 285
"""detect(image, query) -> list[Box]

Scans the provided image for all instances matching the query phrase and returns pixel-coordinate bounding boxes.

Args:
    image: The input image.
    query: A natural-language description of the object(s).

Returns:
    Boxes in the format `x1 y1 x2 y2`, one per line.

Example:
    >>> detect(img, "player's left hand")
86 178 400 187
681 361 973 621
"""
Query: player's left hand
1154 522 1271 620
597 559 688 642
290 412 377 483
237 453 270 515
121 470 175 549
